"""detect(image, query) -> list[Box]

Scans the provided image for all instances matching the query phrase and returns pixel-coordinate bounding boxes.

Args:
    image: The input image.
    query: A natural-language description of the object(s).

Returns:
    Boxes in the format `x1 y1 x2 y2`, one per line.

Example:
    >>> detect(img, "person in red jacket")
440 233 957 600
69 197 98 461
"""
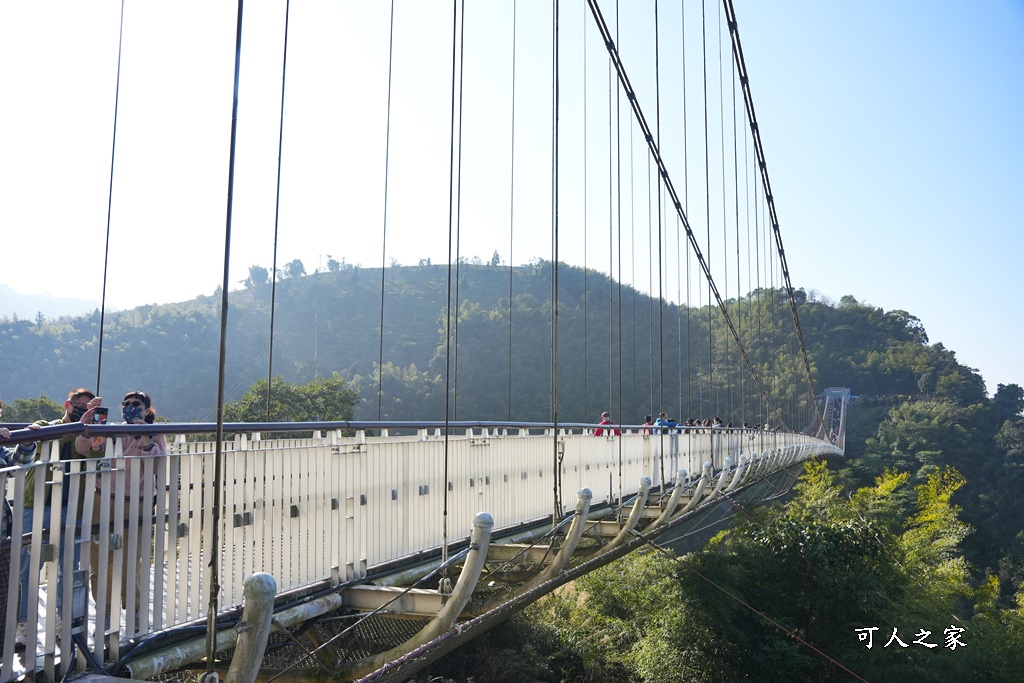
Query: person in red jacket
641 415 655 435
594 411 621 437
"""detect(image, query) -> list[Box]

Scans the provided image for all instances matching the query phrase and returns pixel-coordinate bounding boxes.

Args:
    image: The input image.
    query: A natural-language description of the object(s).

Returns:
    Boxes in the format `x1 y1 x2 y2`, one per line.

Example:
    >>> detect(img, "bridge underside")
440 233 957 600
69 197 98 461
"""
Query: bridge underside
196 453 814 683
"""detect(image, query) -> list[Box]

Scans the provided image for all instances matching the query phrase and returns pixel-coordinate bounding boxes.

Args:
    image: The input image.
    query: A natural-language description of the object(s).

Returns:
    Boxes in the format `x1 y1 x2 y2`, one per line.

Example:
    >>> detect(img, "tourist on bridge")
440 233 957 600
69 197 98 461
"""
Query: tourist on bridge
1 418 38 539
0 424 38 470
13 388 104 649
593 411 620 437
91 390 167 631
641 415 654 434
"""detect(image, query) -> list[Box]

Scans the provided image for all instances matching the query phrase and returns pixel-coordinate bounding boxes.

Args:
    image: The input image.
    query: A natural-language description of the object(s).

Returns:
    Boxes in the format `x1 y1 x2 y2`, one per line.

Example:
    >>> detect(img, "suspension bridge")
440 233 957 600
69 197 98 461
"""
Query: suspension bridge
2 1 847 681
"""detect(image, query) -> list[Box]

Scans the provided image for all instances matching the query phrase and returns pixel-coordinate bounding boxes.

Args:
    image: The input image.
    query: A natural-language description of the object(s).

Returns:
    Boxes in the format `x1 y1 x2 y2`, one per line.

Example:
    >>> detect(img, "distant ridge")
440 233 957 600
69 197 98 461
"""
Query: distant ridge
0 264 988 427
0 284 100 320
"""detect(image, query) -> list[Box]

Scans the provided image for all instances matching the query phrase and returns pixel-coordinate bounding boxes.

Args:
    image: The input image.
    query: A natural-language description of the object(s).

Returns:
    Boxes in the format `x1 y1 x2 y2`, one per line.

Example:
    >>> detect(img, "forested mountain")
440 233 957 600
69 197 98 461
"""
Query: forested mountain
0 262 1004 428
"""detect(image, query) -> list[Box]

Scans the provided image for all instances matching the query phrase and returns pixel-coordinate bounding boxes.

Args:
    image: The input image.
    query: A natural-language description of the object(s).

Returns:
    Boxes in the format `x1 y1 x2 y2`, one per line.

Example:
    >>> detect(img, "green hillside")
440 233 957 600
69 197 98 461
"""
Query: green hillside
0 263 1005 429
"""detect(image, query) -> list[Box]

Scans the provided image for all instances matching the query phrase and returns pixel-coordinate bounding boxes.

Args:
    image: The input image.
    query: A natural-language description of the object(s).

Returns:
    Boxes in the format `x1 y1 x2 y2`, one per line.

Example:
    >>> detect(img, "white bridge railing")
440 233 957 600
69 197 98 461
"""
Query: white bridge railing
1 421 832 681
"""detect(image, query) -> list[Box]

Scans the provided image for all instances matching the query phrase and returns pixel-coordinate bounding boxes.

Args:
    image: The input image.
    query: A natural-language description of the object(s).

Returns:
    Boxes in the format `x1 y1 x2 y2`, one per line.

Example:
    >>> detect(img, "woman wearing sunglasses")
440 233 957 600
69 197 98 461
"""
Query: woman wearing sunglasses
91 390 167 634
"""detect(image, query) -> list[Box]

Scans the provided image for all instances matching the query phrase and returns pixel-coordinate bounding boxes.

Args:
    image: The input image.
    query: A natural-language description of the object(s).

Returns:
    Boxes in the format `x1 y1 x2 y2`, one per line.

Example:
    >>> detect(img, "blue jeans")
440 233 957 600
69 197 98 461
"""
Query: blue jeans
19 505 80 623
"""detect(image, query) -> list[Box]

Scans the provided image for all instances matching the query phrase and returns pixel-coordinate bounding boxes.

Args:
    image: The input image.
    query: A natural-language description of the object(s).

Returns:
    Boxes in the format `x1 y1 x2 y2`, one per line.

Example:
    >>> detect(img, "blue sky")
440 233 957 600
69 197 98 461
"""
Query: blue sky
0 1 1021 395
734 0 1024 393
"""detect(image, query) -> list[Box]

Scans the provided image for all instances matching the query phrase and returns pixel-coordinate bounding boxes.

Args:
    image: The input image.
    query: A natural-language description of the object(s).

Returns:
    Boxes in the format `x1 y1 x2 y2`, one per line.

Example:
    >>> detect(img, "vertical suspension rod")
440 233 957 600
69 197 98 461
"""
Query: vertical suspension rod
507 0 518 422
441 0 465 565
376 0 396 420
722 0 818 409
208 0 245 672
551 0 561 523
266 0 292 420
584 0 775 417
95 0 126 397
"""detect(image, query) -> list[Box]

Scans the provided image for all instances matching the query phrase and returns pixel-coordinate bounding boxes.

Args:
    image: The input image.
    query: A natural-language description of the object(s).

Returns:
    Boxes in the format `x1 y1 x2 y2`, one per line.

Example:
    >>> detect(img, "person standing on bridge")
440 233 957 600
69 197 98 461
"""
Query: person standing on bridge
1 418 39 534
13 388 104 649
90 390 167 633
641 415 654 435
0 422 38 469
1 415 38 650
593 411 620 437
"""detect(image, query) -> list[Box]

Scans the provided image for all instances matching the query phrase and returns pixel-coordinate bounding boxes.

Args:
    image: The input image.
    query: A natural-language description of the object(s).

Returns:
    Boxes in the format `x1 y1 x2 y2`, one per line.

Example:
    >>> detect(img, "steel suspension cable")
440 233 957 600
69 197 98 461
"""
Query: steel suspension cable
648 153 655 417
507 0 517 421
681 2 691 420
582 0 589 421
265 0 289 557
754 145 764 426
676 211 683 419
265 0 291 421
722 0 818 415
606 43 614 426
441 0 463 566
207 0 245 673
614 0 623 507
768 198 778 424
653 0 666 489
95 0 126 397
686 246 692 416
762 192 771 422
702 0 713 419
376 0 396 420
606 17 616 431
766 183 775 424
697 244 703 417
585 0 781 422
629 94 637 423
731 23 742 425
741 64 751 423
551 0 561 520
451 0 467 421
262 0 290 557
717 0 728 420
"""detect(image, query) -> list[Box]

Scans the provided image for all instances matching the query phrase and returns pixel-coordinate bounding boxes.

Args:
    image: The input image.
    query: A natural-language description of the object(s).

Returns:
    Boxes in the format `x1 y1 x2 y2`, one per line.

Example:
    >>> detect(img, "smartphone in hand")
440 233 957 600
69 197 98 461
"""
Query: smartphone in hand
93 406 109 424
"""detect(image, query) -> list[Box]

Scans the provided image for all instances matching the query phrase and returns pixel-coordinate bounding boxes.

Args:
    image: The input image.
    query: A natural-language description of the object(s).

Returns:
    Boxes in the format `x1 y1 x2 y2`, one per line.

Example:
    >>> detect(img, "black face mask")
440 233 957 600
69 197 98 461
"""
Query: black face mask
69 405 87 422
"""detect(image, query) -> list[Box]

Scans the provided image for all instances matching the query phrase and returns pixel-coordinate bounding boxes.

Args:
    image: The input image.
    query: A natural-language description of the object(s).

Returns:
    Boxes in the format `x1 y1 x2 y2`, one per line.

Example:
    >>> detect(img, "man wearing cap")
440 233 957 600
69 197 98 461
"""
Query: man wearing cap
15 388 104 649
593 411 620 437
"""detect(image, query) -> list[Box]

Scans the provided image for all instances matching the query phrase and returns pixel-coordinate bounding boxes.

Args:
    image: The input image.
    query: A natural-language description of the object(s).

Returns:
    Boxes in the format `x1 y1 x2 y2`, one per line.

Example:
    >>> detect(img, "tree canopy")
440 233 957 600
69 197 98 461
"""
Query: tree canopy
222 373 359 424
422 461 1024 682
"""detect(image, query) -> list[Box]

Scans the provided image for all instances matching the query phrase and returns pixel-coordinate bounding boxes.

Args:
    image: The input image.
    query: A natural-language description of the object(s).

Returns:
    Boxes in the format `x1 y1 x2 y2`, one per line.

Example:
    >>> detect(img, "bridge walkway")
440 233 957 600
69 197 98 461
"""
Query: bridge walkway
1 420 842 682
